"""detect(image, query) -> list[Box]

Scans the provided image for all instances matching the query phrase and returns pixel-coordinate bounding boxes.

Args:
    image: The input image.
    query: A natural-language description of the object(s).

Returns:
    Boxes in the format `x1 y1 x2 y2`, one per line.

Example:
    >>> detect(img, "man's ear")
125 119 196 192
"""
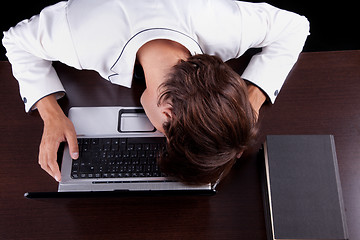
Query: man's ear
236 151 244 159
161 103 172 120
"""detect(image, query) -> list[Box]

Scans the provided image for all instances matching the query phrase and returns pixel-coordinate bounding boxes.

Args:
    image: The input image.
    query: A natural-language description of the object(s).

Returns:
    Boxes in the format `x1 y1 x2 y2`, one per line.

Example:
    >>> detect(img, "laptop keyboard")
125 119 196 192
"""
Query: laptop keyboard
71 137 166 179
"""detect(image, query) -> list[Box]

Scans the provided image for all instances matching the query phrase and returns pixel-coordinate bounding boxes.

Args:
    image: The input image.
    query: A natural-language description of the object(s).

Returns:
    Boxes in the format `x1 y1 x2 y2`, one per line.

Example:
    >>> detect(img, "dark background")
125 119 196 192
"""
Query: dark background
1 0 359 61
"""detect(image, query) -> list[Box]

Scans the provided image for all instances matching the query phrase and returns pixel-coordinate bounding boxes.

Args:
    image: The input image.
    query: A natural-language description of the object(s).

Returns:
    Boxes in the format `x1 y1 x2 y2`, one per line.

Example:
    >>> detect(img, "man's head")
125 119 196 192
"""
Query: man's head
142 54 258 184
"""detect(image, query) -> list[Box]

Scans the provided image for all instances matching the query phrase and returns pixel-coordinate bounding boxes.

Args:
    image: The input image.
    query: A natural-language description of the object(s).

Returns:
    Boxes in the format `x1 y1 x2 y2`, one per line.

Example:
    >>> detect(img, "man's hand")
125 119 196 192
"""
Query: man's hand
247 84 267 121
36 94 79 182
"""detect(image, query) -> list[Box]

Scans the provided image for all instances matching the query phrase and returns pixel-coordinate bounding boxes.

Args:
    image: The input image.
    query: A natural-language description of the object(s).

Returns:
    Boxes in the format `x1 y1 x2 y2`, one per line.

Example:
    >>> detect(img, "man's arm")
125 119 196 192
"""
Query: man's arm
235 2 310 103
2 1 80 112
2 2 81 181
36 94 79 182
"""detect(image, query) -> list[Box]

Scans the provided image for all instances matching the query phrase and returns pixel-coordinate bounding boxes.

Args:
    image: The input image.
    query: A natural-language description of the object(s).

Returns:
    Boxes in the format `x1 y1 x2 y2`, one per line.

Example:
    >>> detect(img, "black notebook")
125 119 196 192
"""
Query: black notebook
261 135 348 240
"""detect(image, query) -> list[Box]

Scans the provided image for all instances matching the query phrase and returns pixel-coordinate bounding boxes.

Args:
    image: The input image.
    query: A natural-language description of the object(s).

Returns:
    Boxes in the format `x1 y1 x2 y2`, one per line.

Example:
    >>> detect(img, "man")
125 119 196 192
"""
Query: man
2 0 309 184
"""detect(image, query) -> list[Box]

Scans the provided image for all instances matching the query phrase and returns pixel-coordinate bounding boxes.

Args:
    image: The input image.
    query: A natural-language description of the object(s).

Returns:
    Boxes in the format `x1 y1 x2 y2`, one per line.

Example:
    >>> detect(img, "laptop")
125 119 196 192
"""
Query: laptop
56 106 217 195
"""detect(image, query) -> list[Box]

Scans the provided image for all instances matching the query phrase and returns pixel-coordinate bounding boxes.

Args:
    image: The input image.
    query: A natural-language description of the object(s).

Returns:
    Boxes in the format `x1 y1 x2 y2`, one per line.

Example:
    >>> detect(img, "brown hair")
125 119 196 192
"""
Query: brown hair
157 54 258 185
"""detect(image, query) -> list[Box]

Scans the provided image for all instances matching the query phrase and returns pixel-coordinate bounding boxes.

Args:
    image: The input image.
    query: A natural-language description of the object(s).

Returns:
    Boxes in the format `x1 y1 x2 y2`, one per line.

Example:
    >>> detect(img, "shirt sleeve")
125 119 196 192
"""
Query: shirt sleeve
2 1 81 112
234 2 310 103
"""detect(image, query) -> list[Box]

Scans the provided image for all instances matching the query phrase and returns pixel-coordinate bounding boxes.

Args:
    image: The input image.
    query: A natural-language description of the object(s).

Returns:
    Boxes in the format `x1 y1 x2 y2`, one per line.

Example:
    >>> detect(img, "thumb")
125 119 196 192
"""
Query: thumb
66 130 79 160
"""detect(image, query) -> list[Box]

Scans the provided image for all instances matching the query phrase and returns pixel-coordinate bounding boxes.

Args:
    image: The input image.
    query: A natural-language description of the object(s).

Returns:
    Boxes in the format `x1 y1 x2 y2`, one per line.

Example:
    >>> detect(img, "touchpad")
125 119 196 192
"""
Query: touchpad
118 109 156 133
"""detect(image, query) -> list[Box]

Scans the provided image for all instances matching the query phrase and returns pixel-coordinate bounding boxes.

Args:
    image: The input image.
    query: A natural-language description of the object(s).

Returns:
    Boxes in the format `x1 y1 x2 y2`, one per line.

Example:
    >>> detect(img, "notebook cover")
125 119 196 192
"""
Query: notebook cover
262 135 348 240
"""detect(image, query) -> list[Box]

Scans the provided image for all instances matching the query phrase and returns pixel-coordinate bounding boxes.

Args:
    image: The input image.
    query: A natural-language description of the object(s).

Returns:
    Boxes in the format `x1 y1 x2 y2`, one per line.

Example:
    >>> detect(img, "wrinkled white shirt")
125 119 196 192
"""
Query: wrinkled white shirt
2 0 309 112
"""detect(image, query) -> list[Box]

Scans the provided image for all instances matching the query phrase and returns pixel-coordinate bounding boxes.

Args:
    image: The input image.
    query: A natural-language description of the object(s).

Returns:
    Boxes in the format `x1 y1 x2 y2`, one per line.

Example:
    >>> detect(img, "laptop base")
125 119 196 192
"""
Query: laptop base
24 189 216 198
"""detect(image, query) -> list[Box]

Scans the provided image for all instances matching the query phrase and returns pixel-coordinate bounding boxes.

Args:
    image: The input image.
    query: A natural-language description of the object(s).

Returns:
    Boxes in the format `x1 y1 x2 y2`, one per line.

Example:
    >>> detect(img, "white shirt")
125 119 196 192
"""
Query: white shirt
2 0 309 112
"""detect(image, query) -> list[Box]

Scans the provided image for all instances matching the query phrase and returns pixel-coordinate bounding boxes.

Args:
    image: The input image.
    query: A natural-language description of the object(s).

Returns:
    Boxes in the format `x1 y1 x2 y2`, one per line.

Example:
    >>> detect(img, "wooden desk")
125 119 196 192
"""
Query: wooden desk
0 51 359 240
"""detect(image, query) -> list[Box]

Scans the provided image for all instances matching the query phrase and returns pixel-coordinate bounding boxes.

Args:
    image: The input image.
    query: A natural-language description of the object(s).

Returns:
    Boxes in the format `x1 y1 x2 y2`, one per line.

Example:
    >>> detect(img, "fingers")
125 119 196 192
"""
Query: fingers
38 116 78 182
39 138 62 182
48 158 62 182
66 127 79 160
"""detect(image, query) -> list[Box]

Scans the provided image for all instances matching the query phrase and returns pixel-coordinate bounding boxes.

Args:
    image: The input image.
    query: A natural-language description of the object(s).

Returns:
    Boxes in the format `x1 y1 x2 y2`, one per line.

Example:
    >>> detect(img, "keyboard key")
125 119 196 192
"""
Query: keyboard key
130 151 137 158
131 158 140 165
140 158 148 165
91 138 99 145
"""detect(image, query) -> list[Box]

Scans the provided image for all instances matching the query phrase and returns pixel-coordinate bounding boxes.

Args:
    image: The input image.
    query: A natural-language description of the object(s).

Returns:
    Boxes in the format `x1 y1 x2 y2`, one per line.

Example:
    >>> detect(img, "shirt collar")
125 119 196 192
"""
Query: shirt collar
108 28 203 88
